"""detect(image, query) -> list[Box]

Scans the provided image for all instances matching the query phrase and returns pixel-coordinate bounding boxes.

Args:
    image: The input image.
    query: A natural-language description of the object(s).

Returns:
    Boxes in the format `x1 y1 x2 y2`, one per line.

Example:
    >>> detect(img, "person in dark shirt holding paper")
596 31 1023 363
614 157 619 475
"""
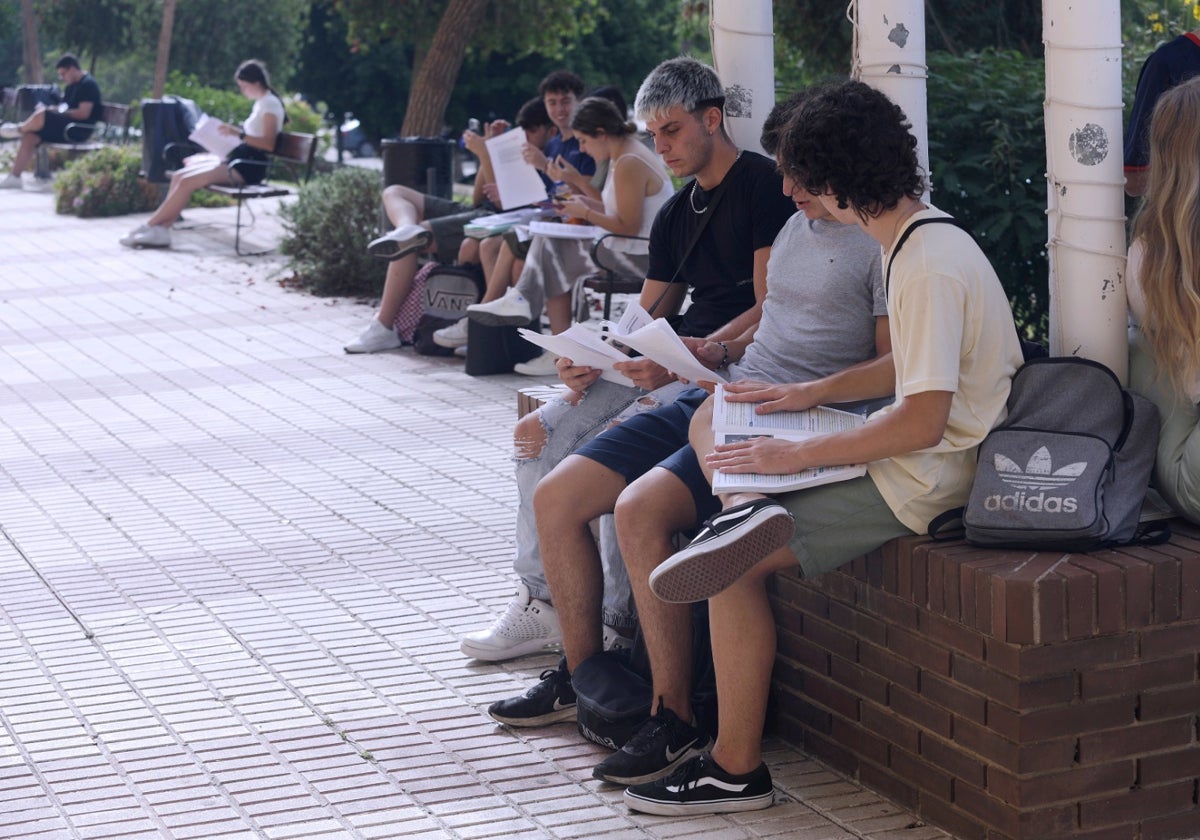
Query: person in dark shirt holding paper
1 55 101 189
457 56 795 663
1123 26 1200 197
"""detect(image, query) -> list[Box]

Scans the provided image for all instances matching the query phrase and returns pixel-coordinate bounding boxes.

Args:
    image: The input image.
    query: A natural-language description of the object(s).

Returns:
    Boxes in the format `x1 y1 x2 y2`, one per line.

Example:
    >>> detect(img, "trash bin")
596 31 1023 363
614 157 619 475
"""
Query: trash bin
140 98 201 183
382 137 455 199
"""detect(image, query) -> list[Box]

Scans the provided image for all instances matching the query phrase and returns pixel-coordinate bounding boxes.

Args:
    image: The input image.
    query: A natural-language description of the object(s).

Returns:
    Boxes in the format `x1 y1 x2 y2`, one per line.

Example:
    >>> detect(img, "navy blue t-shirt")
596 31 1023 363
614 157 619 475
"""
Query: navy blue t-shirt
1124 32 1200 172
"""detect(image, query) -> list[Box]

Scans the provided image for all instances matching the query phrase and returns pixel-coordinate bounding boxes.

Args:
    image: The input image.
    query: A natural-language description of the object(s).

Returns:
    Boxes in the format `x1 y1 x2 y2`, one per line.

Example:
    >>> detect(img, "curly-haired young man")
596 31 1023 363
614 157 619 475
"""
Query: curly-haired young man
621 78 1024 816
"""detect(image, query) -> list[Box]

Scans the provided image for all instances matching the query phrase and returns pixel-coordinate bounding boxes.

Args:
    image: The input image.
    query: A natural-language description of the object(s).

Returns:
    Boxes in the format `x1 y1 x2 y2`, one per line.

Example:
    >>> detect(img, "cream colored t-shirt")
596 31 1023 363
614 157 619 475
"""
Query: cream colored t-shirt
866 208 1024 533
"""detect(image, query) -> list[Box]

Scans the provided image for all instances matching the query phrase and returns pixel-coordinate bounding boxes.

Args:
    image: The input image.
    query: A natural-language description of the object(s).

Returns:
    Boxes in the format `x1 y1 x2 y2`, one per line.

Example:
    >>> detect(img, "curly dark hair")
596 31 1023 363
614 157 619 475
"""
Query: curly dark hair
778 79 924 219
760 90 808 157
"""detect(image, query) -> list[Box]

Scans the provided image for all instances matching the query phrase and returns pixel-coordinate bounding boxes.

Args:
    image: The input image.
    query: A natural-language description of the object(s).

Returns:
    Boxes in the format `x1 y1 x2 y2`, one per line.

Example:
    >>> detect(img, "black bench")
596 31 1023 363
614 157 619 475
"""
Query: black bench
200 130 317 255
33 101 133 176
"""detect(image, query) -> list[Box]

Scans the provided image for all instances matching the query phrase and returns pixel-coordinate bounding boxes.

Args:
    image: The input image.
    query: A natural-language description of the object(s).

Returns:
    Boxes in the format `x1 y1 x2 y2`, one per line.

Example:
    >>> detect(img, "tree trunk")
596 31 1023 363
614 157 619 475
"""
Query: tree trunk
20 0 43 84
400 0 488 136
152 0 178 98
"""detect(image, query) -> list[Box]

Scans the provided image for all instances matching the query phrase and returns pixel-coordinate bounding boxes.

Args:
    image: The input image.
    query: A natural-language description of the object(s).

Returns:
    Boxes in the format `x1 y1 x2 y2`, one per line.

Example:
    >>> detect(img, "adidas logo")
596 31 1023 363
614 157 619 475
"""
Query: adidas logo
984 446 1085 515
994 446 1087 490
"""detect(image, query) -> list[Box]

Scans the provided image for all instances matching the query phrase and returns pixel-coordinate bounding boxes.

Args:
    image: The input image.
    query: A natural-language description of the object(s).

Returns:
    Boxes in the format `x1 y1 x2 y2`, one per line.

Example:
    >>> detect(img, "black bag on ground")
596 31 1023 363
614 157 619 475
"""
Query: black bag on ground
930 356 1168 551
140 95 202 183
412 262 485 356
572 602 717 750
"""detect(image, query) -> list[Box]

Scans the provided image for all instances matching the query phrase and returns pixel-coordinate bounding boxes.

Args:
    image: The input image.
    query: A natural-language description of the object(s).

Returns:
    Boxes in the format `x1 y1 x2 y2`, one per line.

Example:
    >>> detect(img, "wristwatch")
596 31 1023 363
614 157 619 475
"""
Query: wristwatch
239 131 246 140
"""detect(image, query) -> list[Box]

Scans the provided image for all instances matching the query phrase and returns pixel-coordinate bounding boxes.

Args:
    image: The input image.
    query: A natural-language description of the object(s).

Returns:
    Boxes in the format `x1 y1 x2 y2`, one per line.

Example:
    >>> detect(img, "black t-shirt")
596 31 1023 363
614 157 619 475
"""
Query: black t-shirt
1123 33 1200 171
65 73 102 125
646 150 795 337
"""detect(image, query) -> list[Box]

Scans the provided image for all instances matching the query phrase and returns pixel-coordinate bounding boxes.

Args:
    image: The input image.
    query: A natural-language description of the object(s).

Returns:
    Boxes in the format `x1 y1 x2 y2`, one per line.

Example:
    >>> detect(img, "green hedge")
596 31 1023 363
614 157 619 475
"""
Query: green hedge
54 146 160 217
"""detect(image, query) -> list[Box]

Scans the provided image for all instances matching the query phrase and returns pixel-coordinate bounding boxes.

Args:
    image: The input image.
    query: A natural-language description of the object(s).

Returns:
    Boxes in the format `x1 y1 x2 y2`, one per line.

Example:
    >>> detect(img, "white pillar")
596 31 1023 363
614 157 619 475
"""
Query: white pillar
1043 1 1127 378
851 0 930 199
709 0 774 155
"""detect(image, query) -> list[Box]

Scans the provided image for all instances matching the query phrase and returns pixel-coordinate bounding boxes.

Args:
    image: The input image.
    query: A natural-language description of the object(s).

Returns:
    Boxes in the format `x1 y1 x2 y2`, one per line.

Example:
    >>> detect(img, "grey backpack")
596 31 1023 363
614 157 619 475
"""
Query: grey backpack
931 356 1168 551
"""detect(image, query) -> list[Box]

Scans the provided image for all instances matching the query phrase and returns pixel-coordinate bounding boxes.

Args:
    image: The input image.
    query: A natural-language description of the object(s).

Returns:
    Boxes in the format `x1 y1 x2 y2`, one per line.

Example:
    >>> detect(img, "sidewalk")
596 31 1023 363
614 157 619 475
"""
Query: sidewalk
0 185 952 840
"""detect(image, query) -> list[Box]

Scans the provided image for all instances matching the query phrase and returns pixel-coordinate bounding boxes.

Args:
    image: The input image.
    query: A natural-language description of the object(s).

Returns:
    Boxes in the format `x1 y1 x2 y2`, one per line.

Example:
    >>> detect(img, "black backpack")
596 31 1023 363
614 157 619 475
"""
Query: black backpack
411 262 486 356
140 95 202 183
572 602 717 750
931 356 1168 551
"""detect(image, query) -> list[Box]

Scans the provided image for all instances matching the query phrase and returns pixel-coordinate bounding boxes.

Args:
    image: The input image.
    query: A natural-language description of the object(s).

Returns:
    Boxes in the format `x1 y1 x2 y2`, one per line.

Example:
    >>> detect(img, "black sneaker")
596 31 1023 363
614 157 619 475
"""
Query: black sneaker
623 753 774 815
592 699 714 785
648 498 793 603
487 657 576 727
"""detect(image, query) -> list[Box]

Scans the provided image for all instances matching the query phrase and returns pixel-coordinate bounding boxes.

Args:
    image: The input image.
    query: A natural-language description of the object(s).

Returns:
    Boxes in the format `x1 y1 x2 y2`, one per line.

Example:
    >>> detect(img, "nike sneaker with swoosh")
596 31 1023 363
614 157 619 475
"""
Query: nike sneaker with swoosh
623 753 774 815
487 657 576 727
592 699 713 785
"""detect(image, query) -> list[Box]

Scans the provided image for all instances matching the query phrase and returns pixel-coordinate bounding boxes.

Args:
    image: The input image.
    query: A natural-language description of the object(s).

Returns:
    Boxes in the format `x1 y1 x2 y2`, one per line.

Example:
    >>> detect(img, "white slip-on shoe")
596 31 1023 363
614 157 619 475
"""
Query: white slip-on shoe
0 123 20 140
0 173 23 189
432 317 469 349
120 224 171 249
466 287 534 327
460 582 563 661
513 352 559 376
367 223 432 260
344 319 402 354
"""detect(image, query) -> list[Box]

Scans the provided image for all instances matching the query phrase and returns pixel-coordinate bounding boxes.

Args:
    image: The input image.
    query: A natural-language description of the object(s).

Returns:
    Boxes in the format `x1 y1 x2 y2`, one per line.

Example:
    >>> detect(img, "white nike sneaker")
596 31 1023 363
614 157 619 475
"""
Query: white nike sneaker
513 352 559 376
432 317 469 349
460 582 563 661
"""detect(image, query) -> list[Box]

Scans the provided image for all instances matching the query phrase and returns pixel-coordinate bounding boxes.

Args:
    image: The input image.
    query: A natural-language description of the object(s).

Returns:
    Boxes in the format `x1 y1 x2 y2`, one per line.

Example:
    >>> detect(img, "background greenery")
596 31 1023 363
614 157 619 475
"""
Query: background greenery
4 0 1198 332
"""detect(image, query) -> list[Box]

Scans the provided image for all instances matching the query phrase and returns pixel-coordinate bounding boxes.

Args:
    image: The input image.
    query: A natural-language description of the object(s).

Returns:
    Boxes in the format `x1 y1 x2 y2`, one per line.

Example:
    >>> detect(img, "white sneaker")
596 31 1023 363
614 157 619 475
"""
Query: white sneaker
0 173 23 190
467 287 534 327
344 319 402 354
513 352 559 376
432 317 469 349
461 582 563 661
119 224 171 248
453 344 468 358
367 223 432 260
0 123 20 140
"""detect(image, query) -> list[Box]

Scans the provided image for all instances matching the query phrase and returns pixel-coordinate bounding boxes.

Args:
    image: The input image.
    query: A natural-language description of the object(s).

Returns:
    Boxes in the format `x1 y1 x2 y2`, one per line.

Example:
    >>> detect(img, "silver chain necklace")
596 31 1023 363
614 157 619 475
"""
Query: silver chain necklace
689 149 742 214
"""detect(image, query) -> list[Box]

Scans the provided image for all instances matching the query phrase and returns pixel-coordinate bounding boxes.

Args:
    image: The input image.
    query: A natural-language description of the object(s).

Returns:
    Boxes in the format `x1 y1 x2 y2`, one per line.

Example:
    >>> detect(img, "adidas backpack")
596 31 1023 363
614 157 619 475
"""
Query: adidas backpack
931 356 1166 551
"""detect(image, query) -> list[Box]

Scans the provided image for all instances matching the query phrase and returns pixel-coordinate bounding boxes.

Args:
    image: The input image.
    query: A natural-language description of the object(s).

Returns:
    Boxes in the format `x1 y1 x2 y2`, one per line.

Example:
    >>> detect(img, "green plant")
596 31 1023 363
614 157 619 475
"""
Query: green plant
54 146 160 218
279 166 387 297
927 49 1049 339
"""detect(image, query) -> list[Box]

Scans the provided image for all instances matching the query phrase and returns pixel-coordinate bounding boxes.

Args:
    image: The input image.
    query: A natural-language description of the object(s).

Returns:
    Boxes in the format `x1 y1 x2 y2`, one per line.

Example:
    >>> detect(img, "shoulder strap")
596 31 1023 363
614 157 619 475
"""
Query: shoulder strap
884 216 974 293
644 162 736 317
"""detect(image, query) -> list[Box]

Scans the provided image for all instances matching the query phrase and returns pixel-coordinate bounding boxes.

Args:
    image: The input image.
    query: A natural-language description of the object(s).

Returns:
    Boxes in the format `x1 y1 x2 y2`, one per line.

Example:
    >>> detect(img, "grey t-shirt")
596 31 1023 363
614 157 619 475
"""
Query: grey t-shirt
731 214 886 384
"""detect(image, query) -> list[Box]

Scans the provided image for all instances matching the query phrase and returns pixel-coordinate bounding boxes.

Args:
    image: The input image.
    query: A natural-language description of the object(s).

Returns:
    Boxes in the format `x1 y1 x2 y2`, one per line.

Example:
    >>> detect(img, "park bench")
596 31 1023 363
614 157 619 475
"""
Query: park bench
195 130 317 256
31 101 133 178
580 233 647 320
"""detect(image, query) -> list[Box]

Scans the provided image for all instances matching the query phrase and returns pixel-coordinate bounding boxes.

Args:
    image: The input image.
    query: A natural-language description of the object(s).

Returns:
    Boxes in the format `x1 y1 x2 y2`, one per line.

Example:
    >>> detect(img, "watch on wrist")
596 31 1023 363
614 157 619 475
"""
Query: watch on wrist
239 131 246 141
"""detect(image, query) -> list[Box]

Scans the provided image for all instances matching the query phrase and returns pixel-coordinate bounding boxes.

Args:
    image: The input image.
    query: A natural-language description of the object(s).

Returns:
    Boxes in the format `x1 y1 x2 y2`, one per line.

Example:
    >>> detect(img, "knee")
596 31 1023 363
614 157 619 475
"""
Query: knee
514 411 548 462
533 466 575 525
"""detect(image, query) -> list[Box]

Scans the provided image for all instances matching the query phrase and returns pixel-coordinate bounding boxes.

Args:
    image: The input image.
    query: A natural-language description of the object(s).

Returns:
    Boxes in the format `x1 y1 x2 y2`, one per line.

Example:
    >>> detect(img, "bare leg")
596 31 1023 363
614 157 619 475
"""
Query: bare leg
457 237 480 266
375 253 419 325
146 162 234 227
381 184 426 229
535 454 628 671
546 291 572 334
10 132 40 175
689 397 766 510
615 467 700 718
707 547 795 774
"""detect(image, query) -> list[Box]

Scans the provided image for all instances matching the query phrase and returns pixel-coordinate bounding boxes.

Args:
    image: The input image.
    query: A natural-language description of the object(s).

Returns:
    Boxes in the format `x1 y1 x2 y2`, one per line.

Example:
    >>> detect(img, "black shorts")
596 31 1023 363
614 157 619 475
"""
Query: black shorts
37 111 92 144
574 386 719 523
227 143 270 186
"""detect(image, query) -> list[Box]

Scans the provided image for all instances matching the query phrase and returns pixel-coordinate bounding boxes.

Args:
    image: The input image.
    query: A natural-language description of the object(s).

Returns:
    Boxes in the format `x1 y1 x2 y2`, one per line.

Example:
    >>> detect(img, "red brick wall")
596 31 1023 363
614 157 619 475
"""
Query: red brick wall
767 524 1200 840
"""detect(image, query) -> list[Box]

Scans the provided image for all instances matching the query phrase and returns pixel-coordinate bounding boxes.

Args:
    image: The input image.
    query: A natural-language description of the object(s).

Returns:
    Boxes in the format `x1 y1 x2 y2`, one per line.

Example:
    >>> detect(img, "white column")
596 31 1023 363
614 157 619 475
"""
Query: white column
1043 1 1127 378
851 0 930 200
709 0 774 155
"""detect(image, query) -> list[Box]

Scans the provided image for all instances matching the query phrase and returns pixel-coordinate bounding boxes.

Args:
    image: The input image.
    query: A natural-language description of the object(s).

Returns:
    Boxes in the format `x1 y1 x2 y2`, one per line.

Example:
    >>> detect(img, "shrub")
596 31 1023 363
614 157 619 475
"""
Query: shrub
928 49 1049 340
279 166 387 297
54 146 160 217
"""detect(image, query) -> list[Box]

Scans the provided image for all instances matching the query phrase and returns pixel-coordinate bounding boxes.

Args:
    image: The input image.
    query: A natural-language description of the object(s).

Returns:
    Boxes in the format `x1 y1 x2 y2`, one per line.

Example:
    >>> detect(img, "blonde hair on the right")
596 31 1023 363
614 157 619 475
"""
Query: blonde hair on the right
1131 76 1200 398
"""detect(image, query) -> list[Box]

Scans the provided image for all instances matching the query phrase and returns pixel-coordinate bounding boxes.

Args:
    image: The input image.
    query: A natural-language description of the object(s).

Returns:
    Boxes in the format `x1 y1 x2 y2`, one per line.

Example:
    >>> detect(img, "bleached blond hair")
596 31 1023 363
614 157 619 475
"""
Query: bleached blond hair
634 56 725 127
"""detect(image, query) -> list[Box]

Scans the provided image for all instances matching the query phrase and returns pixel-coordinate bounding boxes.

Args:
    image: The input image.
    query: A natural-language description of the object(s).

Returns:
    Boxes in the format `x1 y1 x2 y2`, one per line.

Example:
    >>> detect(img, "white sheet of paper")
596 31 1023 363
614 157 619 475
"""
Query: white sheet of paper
485 130 547 209
516 325 635 387
188 114 240 158
612 318 728 385
528 220 604 240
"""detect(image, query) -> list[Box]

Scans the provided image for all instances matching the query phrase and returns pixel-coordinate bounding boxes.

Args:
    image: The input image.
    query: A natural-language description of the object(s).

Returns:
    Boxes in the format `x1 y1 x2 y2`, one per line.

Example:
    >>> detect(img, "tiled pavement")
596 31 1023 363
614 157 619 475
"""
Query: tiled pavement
0 181 954 840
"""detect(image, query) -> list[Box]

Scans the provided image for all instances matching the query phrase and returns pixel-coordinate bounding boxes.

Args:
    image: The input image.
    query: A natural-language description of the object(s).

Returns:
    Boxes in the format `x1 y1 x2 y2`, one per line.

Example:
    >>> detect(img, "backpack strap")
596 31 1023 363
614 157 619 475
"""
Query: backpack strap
884 216 975 293
1132 520 1172 546
927 507 965 541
